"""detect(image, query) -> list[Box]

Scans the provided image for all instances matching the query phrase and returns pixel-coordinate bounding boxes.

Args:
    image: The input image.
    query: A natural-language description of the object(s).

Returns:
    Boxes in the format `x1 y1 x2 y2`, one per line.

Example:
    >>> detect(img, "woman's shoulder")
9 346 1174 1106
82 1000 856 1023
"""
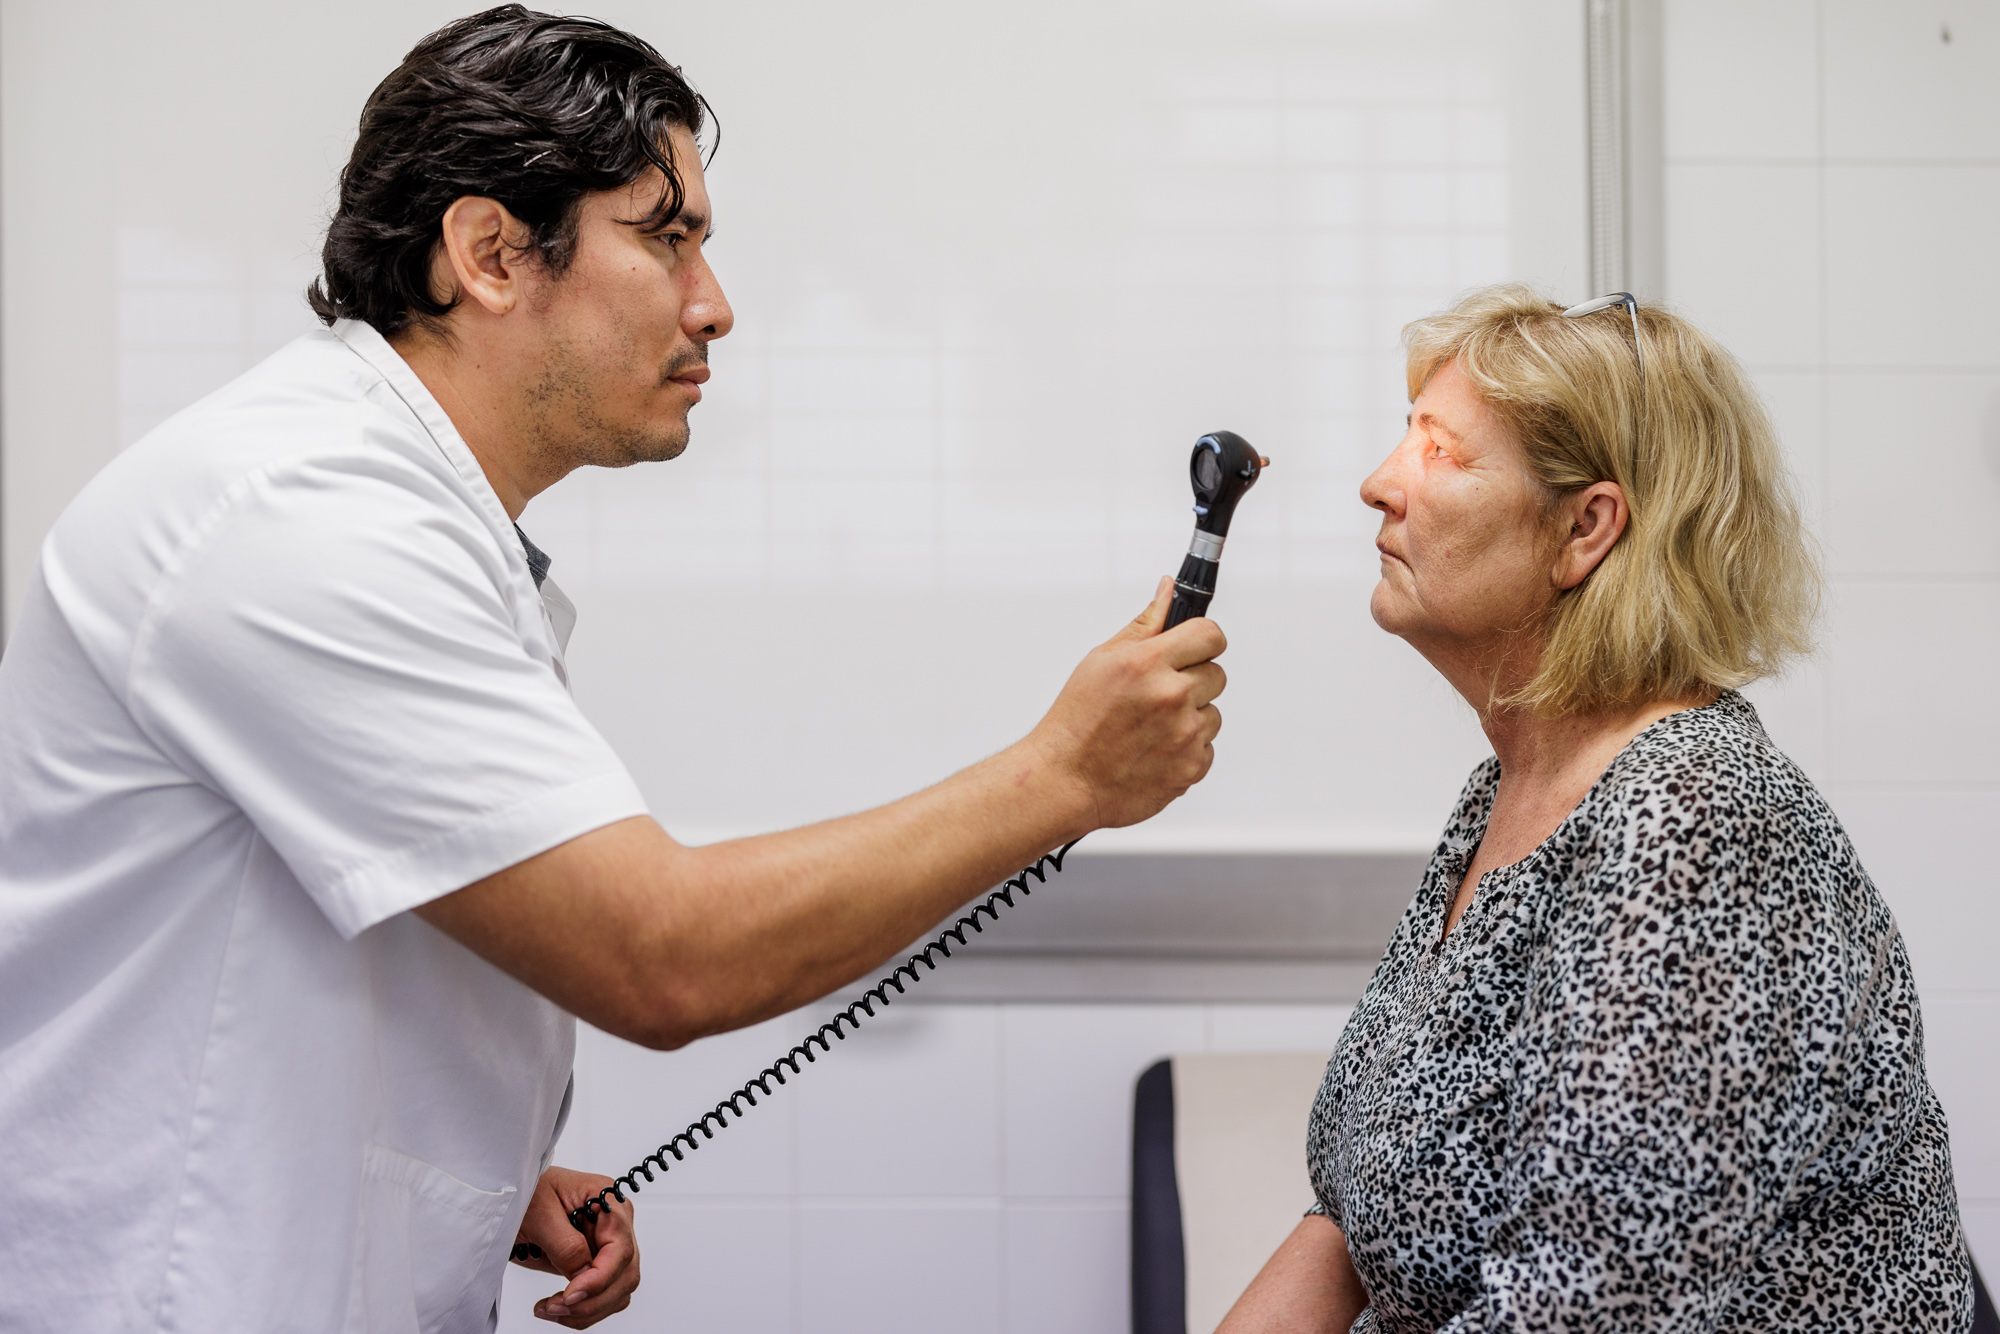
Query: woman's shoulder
1595 690 1825 832
1563 691 1869 927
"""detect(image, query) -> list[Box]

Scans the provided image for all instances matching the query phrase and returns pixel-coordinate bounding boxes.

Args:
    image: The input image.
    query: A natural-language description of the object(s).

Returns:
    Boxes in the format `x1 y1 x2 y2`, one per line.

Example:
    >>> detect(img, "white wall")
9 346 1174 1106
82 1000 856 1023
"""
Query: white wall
1 0 1588 853
497 1003 1350 1333
1661 0 2000 1282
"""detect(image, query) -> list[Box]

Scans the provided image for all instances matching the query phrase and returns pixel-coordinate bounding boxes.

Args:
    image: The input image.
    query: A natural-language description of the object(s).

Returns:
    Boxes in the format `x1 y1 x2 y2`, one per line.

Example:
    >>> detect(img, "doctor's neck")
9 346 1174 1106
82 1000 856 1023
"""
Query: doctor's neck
390 329 549 520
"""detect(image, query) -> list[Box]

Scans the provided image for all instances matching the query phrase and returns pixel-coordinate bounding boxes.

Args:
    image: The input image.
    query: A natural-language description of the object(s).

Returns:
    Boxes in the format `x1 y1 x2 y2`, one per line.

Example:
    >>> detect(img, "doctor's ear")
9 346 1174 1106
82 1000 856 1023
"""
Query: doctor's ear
433 195 536 318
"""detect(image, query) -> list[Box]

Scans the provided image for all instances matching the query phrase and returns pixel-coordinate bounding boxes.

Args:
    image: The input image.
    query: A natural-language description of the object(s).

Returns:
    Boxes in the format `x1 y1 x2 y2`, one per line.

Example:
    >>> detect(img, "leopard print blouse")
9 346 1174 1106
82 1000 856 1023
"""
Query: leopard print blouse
1306 692 1974 1332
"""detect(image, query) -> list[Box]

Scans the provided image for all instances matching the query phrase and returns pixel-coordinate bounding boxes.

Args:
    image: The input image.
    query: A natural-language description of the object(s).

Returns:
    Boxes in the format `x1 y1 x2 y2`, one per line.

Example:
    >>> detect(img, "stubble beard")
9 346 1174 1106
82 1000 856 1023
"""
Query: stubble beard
525 334 705 473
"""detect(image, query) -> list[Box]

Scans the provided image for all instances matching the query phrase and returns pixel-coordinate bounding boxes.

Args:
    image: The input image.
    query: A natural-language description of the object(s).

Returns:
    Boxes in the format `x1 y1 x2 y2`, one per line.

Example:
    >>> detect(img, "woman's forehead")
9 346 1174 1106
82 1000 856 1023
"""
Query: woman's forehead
1412 360 1491 426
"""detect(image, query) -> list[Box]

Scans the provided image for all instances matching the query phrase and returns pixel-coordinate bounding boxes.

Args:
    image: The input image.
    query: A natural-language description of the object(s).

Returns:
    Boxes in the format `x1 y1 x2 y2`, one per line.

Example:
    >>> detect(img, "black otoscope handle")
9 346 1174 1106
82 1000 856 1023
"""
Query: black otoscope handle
1165 430 1266 629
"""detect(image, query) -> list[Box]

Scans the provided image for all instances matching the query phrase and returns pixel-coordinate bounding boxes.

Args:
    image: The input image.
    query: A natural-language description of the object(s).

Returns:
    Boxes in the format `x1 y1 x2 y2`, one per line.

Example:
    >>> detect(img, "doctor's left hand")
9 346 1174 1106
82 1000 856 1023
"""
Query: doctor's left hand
510 1165 641 1326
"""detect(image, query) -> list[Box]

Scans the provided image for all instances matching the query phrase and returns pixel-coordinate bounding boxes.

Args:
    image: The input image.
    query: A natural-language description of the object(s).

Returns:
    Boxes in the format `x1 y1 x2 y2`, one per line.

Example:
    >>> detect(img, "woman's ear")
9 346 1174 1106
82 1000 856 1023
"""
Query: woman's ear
432 195 534 318
1553 481 1628 591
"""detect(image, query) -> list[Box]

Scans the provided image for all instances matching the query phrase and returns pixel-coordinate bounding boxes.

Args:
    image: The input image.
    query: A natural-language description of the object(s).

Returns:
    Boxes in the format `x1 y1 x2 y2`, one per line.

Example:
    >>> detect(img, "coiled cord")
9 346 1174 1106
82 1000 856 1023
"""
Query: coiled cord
564 838 1083 1232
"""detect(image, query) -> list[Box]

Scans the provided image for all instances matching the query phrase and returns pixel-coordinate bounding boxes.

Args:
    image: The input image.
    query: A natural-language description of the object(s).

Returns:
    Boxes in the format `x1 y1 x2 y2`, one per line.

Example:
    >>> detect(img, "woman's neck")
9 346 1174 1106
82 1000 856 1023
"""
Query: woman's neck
1421 631 1713 785
1439 682 1718 940
1479 695 1698 790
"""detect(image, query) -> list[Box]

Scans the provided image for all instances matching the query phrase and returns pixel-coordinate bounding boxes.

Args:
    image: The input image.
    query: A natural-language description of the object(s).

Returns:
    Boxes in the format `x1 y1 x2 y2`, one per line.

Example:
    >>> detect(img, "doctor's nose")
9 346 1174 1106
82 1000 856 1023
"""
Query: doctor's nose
687 260 734 343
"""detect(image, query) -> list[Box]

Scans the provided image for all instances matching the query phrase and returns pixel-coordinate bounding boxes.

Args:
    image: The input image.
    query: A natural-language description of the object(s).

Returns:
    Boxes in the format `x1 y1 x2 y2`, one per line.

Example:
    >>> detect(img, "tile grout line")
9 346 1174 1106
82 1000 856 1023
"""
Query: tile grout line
1814 0 1834 783
996 1003 1010 1334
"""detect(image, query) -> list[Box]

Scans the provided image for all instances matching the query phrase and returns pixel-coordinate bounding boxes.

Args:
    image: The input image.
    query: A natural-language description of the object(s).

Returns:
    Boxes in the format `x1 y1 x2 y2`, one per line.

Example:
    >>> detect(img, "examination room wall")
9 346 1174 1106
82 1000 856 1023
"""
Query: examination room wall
1653 0 2000 1285
0 2 1991 1331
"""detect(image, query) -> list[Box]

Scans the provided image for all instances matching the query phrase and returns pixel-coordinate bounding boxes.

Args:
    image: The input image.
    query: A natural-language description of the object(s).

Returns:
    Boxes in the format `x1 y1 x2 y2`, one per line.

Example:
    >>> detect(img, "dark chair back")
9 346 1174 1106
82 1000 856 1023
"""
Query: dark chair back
1131 1058 1185 1334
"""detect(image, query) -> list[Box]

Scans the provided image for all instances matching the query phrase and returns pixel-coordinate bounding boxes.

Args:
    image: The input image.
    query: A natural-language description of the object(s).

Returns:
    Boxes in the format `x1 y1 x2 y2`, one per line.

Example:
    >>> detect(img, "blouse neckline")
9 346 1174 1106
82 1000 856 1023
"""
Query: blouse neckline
1433 691 1743 955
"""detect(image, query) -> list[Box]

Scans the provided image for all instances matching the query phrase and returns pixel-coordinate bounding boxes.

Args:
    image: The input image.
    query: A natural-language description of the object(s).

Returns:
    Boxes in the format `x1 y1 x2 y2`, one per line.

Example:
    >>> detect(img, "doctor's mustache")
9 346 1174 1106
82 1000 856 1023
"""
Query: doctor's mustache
659 344 708 385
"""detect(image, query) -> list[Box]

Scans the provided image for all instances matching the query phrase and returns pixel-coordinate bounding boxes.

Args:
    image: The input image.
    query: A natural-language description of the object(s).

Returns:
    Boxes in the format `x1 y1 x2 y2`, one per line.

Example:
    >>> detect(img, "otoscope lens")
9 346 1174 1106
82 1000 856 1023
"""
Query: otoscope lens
1194 448 1221 495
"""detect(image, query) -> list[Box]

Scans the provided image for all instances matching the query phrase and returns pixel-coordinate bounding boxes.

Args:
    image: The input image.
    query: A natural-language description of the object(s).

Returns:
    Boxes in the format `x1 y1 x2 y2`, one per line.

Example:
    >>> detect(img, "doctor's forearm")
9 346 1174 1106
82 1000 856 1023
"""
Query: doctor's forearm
419 733 1093 1048
418 590 1222 1048
662 734 1098 1031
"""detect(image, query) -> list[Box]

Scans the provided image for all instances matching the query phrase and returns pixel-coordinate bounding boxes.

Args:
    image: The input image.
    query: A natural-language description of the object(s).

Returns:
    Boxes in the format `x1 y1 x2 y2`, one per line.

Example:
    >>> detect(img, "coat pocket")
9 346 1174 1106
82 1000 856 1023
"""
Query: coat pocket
349 1144 520 1334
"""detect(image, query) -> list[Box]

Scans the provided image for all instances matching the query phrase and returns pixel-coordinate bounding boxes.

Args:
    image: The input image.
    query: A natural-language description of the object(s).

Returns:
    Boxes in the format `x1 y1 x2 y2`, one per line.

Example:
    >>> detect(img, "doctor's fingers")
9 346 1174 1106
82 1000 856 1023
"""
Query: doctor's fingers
539 1210 640 1328
515 1197 595 1277
1181 661 1226 710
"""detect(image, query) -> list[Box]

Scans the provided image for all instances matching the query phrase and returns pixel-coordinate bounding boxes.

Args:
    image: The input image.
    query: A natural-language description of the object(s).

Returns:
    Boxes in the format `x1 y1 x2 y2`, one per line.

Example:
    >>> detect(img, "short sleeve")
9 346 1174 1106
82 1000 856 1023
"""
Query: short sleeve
126 449 649 938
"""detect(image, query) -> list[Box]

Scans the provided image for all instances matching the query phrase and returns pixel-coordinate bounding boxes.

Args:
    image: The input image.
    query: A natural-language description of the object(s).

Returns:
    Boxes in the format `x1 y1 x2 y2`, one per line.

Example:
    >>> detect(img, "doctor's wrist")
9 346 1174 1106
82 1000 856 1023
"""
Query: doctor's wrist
1001 731 1101 846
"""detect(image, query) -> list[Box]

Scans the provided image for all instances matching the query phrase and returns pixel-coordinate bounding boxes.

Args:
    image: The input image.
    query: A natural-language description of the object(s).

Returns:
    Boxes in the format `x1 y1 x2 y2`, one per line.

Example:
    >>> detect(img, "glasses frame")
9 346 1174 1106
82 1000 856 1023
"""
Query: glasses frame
1561 291 1645 377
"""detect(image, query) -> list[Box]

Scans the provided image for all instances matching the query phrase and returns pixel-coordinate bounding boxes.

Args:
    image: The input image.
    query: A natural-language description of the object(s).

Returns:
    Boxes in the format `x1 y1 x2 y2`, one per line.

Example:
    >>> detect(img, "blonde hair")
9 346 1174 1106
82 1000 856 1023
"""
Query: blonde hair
1403 284 1821 717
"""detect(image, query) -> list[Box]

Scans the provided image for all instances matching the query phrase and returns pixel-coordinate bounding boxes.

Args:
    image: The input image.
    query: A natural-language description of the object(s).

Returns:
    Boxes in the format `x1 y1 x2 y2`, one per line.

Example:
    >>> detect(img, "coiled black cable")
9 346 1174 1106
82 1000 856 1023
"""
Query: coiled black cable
563 838 1083 1232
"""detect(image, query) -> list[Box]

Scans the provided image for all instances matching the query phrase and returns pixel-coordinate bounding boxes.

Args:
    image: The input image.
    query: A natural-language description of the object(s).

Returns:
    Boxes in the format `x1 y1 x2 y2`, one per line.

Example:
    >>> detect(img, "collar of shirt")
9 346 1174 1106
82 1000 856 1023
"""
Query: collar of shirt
329 318 573 678
329 319 522 563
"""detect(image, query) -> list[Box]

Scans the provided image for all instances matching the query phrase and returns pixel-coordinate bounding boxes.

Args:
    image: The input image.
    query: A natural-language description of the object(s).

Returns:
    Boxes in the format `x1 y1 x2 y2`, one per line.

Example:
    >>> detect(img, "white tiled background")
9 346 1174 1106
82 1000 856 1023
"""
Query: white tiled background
1661 0 2000 1285
3 0 1588 851
1 0 1993 1328
497 1004 1349 1333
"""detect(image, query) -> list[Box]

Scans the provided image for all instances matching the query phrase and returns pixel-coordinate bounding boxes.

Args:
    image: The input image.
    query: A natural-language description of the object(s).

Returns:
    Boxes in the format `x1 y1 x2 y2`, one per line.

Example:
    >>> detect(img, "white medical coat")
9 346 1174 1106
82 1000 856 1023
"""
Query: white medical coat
0 320 650 1332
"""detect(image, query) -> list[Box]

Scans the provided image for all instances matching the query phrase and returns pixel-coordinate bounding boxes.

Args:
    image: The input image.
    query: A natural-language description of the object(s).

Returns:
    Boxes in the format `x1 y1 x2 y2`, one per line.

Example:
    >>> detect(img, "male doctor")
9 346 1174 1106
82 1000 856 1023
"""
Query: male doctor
0 7 1227 1332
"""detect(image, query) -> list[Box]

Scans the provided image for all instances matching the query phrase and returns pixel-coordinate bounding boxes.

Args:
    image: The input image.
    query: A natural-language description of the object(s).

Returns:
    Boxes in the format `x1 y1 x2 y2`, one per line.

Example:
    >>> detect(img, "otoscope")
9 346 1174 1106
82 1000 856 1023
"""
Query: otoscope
1166 430 1268 629
562 432 1268 1234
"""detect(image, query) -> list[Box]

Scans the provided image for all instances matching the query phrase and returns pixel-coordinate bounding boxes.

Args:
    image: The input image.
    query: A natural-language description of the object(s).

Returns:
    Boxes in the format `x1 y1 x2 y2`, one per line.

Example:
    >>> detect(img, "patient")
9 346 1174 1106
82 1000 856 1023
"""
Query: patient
1219 286 1975 1332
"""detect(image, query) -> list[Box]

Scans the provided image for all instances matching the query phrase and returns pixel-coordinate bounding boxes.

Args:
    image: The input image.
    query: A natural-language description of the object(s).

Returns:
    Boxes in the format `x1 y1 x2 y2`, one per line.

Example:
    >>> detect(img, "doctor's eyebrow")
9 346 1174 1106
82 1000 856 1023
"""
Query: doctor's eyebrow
654 209 709 237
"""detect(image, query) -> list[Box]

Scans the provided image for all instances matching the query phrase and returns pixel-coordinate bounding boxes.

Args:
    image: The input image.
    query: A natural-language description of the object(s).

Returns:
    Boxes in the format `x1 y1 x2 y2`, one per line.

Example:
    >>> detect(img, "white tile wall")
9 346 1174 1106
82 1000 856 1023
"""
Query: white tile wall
795 1007 1001 1198
1001 1006 1206 1198
1663 0 1820 161
1822 1 2000 160
1825 582 2000 786
497 1003 1349 1332
1662 164 1821 362
1003 1204 1130 1334
1825 167 2000 369
1825 374 2000 575
1748 371 1825 523
1667 0 2000 1285
798 1202 1004 1334
1837 790 2000 994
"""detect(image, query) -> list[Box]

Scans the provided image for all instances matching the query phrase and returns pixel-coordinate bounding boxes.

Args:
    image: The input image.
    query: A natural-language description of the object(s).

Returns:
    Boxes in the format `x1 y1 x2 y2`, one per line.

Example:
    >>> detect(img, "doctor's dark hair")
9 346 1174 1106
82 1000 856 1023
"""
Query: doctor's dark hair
307 5 712 337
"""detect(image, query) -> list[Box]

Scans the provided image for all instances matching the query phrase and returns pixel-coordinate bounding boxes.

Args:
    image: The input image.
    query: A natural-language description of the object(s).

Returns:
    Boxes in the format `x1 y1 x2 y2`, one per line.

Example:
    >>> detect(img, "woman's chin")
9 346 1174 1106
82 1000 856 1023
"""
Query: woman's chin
1367 583 1410 635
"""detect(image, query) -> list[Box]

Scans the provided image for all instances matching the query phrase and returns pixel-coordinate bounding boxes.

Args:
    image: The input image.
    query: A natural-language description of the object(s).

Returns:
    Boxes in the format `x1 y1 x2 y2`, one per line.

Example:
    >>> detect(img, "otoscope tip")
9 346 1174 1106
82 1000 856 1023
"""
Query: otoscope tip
1260 457 1271 467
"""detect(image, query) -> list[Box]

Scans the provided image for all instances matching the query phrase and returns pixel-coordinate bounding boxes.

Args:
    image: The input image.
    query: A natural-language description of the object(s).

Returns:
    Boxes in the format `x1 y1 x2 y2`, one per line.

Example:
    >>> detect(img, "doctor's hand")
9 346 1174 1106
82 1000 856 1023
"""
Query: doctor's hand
510 1166 640 1327
1030 577 1228 831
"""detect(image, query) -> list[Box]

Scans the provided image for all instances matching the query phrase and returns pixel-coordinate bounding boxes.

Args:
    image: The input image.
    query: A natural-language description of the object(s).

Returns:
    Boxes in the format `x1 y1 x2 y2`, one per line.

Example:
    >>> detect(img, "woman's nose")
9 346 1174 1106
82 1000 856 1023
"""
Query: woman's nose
1359 444 1405 515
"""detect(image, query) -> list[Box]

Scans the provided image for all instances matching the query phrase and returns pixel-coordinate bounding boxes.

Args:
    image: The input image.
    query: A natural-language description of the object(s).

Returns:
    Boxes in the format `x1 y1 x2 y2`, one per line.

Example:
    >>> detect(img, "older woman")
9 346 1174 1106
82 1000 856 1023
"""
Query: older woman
1219 286 1974 1332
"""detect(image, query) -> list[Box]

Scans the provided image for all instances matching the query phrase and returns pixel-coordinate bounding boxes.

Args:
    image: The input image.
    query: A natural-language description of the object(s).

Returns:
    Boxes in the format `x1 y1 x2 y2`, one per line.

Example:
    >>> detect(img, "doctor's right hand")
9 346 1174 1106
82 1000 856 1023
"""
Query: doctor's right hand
512 1166 639 1327
1029 577 1227 831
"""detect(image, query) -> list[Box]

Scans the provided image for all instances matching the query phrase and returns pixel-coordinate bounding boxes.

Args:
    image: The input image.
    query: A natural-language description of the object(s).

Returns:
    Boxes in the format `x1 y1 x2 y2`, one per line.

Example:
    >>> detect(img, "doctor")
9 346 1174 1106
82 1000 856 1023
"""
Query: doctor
0 7 1227 1332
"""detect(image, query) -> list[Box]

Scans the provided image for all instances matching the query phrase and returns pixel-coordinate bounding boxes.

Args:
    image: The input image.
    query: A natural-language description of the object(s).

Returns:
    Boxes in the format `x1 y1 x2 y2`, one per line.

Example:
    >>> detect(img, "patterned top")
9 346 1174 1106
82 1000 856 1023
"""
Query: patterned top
1307 693 1973 1332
